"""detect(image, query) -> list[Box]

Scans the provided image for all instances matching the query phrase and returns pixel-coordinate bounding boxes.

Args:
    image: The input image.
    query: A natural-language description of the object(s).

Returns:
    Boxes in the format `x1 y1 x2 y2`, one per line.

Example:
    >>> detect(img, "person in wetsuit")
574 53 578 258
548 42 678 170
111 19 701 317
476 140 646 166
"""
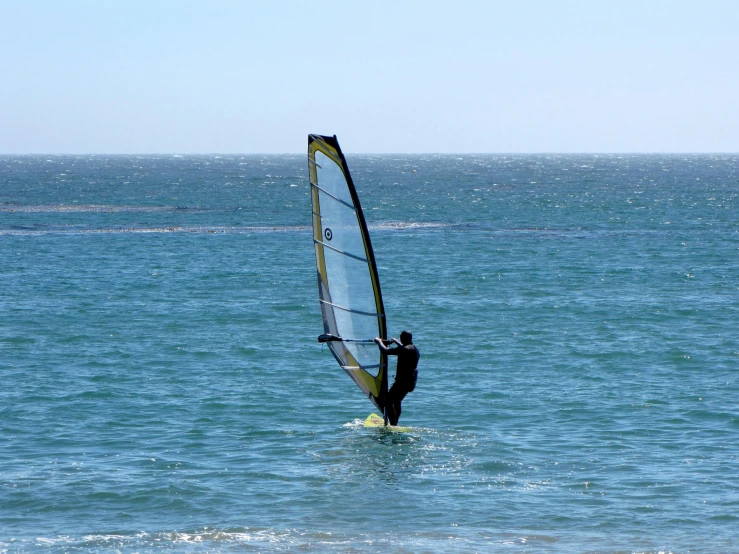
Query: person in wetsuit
374 330 420 426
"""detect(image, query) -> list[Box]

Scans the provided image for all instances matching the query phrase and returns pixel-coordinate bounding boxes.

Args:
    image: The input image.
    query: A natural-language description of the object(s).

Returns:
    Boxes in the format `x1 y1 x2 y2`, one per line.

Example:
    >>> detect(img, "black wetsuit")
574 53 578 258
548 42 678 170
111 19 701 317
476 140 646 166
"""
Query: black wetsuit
384 343 420 425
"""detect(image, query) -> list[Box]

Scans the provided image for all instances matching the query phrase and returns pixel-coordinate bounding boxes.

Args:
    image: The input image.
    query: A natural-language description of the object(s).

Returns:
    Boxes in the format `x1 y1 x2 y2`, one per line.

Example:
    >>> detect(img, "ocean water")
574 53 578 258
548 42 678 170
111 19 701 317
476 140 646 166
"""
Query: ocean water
1 153 737 553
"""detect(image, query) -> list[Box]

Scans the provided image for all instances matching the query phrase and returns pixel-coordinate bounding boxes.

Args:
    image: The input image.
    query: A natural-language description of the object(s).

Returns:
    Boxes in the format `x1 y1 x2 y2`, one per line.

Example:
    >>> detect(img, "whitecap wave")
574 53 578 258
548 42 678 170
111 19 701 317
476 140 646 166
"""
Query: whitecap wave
0 204 208 213
0 225 311 236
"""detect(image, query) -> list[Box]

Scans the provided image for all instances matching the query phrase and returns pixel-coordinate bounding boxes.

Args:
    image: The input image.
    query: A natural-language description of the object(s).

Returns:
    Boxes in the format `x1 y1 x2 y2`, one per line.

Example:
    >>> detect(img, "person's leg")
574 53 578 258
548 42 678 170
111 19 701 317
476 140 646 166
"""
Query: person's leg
394 389 409 425
385 385 400 425
386 386 409 425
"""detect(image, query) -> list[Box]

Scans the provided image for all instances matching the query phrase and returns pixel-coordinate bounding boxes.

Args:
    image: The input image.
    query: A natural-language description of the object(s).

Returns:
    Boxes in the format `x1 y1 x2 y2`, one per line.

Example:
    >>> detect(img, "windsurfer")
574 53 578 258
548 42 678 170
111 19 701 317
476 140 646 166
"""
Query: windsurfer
374 330 419 426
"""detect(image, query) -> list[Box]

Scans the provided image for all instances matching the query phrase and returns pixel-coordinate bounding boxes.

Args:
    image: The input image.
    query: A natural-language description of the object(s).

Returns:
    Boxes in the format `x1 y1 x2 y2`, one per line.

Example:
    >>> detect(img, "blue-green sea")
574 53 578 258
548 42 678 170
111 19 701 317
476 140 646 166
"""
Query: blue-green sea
1 153 737 553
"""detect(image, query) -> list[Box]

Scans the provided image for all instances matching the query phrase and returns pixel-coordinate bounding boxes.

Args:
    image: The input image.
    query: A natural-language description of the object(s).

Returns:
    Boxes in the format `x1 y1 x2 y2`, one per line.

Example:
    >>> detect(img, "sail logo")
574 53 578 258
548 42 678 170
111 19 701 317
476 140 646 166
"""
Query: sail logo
324 228 333 241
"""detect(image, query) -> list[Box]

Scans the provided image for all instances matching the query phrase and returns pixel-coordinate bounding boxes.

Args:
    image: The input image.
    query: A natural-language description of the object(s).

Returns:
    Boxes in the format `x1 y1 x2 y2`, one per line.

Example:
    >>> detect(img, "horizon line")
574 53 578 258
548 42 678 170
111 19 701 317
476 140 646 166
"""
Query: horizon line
2 151 738 156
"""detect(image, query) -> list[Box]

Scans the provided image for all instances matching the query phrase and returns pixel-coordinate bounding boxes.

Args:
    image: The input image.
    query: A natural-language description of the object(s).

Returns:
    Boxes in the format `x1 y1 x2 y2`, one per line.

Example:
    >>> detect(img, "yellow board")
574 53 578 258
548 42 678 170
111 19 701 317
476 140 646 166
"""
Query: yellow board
363 413 410 432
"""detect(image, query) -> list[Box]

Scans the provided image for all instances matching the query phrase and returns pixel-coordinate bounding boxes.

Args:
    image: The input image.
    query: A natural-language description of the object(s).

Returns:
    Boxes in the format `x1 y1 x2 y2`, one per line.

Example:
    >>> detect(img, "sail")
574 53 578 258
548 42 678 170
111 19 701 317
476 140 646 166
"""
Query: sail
308 134 388 412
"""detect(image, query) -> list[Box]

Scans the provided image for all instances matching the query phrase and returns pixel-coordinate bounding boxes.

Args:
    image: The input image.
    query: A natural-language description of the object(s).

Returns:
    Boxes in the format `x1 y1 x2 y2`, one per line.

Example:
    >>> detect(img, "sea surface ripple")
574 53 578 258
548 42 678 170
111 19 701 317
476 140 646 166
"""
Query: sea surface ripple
1 154 737 553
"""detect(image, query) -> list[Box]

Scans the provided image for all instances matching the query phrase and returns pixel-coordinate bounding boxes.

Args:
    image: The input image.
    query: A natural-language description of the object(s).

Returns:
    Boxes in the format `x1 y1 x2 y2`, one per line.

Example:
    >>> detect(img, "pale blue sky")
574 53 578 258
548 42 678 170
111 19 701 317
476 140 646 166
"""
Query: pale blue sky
1 1 737 153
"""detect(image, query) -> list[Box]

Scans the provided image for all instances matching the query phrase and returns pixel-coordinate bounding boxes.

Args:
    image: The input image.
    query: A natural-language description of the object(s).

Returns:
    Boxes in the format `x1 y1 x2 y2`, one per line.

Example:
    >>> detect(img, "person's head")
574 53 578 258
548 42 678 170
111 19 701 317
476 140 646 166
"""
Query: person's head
399 330 412 345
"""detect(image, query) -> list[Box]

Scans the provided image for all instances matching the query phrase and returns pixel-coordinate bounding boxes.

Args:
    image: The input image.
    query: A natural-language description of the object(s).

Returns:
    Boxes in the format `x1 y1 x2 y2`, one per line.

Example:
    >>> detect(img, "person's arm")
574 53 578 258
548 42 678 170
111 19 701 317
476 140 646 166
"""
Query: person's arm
374 337 400 354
